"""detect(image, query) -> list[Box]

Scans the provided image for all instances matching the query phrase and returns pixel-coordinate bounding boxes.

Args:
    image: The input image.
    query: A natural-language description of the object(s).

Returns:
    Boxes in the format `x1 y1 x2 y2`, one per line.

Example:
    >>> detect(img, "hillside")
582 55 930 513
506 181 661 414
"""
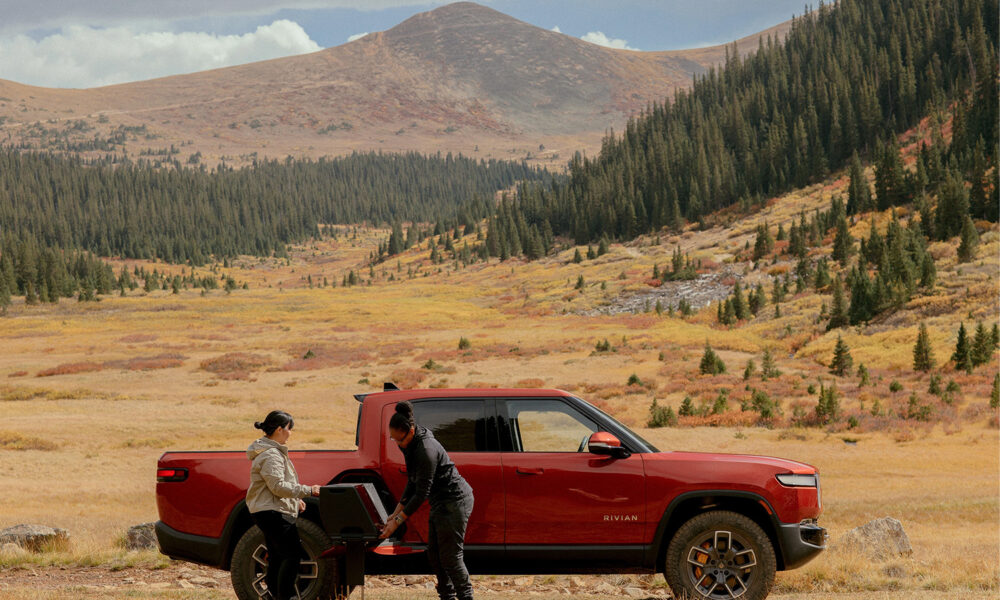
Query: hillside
0 2 790 167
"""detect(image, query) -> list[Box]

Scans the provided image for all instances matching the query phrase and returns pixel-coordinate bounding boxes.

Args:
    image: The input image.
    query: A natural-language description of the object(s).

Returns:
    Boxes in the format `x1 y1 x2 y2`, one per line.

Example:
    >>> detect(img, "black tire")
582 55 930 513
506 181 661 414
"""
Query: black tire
664 510 776 600
231 518 347 600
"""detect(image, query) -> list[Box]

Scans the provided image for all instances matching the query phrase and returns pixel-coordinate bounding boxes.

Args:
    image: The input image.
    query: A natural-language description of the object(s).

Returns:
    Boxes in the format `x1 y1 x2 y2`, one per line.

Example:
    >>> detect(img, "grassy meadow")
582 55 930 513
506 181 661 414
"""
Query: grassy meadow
0 161 997 599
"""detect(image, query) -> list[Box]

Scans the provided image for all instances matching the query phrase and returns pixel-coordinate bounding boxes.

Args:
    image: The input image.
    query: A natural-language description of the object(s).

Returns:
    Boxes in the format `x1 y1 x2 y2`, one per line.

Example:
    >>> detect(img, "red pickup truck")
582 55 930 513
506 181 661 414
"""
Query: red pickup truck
156 388 825 600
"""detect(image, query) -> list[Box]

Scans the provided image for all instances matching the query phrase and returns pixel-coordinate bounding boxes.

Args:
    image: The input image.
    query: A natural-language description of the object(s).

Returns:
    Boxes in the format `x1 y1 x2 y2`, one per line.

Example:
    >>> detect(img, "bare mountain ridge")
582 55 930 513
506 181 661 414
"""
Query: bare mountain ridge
0 2 791 166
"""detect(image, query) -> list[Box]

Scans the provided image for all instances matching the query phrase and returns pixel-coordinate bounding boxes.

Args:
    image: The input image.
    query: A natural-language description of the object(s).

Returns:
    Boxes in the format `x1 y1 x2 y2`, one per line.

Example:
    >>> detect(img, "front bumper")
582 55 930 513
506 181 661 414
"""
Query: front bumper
776 519 827 570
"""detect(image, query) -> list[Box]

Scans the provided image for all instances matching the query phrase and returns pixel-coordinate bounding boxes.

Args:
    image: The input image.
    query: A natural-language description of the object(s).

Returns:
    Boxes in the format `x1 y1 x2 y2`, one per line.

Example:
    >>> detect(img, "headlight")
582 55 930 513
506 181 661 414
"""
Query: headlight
776 473 818 487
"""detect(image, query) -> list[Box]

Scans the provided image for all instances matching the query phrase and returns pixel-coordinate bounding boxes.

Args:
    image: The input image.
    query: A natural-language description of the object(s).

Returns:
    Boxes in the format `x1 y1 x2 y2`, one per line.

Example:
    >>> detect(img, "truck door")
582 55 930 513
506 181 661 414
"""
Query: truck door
499 398 645 546
381 398 504 546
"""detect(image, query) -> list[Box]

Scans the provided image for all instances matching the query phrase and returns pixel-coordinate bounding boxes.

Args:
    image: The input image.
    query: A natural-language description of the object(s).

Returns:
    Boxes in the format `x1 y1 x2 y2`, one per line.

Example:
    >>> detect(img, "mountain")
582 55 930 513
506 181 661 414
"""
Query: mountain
0 2 790 167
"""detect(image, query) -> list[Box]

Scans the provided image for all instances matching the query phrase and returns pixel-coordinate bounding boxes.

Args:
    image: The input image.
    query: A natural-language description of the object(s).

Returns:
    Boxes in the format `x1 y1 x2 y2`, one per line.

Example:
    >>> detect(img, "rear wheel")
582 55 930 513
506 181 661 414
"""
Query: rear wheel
664 511 776 600
231 518 347 600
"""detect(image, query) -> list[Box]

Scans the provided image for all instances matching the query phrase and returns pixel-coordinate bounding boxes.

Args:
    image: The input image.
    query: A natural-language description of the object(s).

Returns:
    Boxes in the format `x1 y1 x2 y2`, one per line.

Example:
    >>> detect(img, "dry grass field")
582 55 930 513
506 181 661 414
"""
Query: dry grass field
0 161 997 599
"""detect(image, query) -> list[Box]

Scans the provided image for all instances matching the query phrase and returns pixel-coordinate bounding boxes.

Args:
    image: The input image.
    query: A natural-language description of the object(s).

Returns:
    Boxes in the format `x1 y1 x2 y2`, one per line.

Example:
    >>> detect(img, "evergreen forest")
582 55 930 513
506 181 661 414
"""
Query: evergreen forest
500 0 997 247
0 150 552 265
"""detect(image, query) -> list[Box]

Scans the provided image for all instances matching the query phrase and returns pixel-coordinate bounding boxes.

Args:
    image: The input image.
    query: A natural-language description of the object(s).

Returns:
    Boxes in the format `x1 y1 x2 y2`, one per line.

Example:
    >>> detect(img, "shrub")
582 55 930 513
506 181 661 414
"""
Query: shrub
889 380 903 392
200 353 270 375
647 398 677 428
594 339 612 353
36 362 104 377
678 396 695 417
627 374 642 386
458 337 471 350
928 374 942 395
750 389 778 420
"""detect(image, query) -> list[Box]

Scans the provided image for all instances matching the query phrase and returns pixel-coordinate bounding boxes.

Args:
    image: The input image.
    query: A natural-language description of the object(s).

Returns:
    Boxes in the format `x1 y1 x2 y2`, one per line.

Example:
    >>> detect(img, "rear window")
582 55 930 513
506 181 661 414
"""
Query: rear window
412 400 489 452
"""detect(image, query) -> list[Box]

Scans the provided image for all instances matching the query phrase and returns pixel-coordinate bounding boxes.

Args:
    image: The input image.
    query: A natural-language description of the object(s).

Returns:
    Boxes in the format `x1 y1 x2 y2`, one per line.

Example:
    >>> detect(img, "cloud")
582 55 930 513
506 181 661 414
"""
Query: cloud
580 31 639 51
347 32 369 42
551 25 562 33
0 20 322 88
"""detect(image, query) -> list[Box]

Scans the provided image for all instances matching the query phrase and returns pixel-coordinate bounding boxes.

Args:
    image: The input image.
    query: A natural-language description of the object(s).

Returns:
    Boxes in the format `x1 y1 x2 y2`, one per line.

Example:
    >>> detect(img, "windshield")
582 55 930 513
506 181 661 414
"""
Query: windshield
572 396 659 453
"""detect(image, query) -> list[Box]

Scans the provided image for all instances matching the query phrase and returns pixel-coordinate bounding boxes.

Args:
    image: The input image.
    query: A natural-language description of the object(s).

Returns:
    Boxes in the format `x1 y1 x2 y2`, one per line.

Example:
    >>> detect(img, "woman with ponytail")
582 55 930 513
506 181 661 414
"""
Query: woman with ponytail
246 410 321 600
380 401 476 600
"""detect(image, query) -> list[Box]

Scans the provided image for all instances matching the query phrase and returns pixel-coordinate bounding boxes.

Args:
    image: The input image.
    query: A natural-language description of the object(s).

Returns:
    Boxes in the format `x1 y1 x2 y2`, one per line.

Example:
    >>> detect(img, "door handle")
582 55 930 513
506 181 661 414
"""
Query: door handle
516 467 544 475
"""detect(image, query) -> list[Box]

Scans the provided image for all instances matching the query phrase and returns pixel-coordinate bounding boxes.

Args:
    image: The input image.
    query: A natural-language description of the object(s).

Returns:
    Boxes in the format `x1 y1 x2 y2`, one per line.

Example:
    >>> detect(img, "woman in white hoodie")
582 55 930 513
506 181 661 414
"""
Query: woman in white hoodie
246 410 321 600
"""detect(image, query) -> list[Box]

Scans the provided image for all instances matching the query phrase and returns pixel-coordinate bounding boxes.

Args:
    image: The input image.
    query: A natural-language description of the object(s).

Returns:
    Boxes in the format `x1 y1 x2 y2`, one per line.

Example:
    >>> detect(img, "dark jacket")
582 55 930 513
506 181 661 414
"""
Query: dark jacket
400 426 470 516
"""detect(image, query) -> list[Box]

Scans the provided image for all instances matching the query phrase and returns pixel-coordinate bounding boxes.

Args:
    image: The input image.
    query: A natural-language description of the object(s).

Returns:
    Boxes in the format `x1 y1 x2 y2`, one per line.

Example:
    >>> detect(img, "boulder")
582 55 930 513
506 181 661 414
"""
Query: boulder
836 517 912 559
0 524 69 552
125 522 158 550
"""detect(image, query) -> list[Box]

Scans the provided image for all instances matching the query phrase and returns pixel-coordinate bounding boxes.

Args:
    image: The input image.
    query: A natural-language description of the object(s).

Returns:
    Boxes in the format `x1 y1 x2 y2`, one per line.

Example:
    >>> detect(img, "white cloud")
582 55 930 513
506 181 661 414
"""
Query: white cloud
347 32 369 42
0 20 322 88
581 31 638 51
551 25 562 33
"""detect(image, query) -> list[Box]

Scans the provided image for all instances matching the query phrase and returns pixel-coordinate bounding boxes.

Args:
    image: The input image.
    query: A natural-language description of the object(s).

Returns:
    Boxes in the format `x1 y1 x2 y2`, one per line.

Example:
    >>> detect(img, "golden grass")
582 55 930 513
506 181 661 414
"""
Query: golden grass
0 162 996 596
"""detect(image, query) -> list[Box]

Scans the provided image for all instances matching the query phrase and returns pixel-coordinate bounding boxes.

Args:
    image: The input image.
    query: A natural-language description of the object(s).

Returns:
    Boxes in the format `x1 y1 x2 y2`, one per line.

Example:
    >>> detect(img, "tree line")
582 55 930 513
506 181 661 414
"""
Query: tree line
0 149 554 266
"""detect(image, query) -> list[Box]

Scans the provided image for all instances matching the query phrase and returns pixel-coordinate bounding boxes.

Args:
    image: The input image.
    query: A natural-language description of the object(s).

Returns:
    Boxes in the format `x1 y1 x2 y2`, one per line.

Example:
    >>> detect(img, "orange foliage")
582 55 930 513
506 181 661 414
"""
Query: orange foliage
388 368 428 389
200 353 271 375
36 362 104 377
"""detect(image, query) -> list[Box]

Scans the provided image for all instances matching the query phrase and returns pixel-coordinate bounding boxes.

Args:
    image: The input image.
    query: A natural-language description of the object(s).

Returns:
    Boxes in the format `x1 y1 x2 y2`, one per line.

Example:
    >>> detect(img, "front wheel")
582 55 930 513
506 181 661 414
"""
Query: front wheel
231 518 344 600
664 510 776 600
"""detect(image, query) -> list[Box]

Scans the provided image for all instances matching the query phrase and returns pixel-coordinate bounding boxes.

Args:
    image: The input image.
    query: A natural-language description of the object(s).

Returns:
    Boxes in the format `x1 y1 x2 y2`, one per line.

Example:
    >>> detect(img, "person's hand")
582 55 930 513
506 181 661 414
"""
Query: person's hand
311 485 321 497
298 499 306 513
378 518 398 540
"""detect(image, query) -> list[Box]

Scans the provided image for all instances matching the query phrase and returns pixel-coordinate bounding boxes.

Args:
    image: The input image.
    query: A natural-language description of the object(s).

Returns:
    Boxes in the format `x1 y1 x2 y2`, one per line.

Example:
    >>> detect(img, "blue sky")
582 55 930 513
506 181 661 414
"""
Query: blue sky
0 0 809 88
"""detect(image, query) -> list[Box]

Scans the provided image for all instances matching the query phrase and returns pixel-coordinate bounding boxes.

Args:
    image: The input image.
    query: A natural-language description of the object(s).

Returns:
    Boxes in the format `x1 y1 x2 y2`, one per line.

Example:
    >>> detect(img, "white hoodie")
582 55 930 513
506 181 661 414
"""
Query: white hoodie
246 437 311 516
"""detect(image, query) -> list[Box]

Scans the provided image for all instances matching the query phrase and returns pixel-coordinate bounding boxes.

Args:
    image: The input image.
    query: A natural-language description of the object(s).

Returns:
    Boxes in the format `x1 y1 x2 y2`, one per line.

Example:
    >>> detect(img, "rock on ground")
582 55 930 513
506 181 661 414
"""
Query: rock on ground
0 524 69 552
125 522 158 551
836 516 913 559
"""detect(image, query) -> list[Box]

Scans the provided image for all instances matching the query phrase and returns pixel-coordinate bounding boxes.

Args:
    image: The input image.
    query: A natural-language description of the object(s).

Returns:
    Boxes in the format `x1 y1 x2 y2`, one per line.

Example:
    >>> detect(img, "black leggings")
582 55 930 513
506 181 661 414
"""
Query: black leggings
251 510 303 600
427 490 475 600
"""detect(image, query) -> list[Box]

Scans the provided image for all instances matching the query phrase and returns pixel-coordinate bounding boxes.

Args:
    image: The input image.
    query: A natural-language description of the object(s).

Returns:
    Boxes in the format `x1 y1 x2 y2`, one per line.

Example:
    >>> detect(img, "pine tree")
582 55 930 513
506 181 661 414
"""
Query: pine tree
952 322 973 374
816 381 840 424
832 215 853 266
827 275 849 331
971 321 993 367
743 359 756 381
847 152 873 215
991 373 999 410
829 336 854 376
699 342 726 375
761 348 780 381
957 216 979 262
0 277 9 314
912 322 935 372
678 396 695 417
731 281 749 320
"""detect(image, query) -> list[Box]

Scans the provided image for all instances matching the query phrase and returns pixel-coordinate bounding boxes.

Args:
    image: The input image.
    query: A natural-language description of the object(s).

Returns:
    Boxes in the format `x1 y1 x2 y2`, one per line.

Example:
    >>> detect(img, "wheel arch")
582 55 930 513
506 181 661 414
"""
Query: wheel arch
652 491 786 571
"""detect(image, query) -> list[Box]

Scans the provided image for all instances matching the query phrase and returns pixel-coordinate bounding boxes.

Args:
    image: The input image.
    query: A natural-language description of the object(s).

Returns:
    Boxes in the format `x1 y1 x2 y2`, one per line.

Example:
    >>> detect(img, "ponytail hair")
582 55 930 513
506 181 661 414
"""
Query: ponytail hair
254 410 294 437
388 401 414 433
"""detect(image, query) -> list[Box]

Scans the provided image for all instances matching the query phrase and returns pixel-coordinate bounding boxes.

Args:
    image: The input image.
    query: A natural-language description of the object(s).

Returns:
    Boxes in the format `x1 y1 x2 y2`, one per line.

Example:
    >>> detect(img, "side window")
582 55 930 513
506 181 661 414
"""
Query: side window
504 399 597 452
412 400 489 452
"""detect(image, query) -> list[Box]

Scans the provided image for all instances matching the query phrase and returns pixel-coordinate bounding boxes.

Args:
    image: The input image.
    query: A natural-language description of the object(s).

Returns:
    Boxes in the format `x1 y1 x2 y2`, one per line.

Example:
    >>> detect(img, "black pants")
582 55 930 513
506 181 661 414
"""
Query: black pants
427 488 475 600
251 510 303 600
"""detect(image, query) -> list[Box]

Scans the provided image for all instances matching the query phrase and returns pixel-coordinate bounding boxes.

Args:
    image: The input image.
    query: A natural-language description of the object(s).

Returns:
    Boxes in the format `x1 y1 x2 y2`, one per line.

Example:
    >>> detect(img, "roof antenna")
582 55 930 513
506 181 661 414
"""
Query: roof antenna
384 382 400 391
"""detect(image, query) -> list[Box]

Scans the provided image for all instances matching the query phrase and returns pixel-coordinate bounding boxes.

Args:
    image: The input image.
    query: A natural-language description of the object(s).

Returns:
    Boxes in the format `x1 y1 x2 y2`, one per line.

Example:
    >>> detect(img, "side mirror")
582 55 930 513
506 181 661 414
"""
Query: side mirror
587 432 630 459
